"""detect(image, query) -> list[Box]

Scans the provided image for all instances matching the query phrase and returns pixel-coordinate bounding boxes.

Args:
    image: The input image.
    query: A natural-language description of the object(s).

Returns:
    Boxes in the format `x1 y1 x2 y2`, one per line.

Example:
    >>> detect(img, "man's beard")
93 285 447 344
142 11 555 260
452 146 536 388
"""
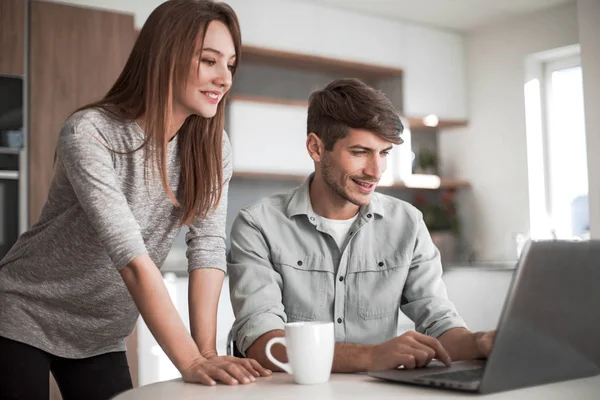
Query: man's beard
321 154 368 207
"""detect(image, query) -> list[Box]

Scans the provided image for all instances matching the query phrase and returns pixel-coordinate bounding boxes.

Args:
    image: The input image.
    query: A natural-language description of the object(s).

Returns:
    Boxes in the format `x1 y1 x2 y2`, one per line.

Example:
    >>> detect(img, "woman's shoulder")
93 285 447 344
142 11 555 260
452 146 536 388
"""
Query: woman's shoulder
64 108 122 134
62 108 141 149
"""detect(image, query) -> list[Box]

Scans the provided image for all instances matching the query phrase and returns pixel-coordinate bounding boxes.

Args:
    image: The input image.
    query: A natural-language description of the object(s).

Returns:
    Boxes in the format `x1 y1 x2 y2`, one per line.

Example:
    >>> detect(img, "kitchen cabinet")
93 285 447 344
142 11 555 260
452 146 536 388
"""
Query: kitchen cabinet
26 1 137 397
29 0 135 224
0 0 25 77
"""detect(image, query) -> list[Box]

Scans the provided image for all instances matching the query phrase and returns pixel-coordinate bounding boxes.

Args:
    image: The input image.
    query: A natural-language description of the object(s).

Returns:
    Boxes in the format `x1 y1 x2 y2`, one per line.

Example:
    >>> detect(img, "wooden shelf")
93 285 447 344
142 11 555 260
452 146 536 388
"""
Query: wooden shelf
232 171 306 183
393 177 471 190
0 170 19 180
232 171 470 190
228 94 308 108
407 117 468 130
229 95 468 130
242 45 403 79
0 147 21 155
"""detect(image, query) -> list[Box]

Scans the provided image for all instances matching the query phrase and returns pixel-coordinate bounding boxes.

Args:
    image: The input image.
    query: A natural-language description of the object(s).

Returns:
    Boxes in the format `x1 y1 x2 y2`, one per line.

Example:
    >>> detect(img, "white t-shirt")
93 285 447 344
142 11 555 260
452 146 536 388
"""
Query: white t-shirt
320 213 360 249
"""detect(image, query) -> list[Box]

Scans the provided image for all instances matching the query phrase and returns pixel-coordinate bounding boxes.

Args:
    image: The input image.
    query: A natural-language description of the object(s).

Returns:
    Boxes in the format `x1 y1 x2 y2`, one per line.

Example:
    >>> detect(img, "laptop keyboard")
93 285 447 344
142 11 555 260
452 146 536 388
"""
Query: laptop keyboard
421 367 484 382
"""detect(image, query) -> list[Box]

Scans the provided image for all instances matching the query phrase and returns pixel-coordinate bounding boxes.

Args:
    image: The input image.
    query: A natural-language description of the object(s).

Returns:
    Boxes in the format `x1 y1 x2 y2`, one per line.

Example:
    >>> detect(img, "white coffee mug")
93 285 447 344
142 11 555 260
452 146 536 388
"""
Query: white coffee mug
265 321 334 384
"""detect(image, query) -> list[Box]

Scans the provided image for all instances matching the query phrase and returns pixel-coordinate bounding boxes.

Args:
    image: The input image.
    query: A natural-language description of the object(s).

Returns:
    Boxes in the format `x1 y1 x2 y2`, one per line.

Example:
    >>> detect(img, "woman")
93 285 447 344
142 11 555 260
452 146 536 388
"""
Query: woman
0 1 270 398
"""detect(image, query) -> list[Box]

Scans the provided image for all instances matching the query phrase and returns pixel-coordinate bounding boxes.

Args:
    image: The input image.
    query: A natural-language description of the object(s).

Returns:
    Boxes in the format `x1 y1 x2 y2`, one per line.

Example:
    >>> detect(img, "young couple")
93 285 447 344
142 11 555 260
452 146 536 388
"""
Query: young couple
0 1 493 399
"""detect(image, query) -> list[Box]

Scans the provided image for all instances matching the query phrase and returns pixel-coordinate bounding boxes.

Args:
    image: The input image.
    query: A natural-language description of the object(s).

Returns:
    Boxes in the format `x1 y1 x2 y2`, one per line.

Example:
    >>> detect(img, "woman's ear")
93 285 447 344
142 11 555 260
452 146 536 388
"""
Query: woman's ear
306 132 324 162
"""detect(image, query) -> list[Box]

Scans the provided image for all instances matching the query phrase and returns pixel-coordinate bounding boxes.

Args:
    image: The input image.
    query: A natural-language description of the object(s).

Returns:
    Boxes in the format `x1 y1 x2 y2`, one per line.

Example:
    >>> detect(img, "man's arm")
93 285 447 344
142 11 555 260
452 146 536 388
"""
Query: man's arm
401 216 495 360
227 210 287 358
438 328 495 360
401 217 469 343
247 330 452 373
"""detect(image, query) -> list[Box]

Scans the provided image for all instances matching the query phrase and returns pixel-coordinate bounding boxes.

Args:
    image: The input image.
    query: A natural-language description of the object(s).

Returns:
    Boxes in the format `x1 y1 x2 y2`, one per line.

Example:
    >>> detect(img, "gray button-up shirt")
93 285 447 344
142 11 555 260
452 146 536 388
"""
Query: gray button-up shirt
228 176 466 355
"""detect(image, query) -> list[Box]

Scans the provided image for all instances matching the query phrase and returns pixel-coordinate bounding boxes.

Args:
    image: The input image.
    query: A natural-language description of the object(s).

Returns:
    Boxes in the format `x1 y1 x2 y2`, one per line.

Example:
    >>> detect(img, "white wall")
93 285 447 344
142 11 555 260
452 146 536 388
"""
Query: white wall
439 3 579 261
577 0 600 239
55 0 467 120
227 0 467 119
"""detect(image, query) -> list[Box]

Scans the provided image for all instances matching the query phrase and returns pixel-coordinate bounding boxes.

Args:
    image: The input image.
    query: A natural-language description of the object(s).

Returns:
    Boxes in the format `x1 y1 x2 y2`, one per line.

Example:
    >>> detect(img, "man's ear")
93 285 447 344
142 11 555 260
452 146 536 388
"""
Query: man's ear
306 132 324 162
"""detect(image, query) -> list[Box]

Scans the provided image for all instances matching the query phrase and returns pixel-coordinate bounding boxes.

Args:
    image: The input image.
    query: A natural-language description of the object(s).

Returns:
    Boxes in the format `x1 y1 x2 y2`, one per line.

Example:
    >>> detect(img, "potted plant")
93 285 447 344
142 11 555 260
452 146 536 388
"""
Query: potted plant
414 190 459 265
416 150 438 174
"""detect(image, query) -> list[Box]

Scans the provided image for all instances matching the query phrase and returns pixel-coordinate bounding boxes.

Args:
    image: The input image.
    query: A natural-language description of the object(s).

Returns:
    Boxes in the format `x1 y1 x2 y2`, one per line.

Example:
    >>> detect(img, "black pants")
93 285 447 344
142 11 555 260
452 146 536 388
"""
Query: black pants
0 336 133 400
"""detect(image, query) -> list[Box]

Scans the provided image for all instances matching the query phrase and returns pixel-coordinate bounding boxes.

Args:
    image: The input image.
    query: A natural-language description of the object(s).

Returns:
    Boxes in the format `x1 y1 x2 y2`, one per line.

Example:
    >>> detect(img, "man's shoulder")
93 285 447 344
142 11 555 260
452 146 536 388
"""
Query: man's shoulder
237 187 297 224
373 192 422 222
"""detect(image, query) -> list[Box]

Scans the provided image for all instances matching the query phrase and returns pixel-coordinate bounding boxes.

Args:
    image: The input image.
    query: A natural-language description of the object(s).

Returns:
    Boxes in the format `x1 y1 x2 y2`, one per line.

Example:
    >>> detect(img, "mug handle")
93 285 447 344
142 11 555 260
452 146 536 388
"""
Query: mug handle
265 337 293 374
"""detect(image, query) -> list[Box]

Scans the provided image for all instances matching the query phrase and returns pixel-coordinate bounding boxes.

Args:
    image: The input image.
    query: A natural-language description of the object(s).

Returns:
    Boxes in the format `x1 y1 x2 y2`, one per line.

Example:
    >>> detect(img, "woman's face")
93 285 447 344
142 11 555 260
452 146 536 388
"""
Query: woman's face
175 20 236 119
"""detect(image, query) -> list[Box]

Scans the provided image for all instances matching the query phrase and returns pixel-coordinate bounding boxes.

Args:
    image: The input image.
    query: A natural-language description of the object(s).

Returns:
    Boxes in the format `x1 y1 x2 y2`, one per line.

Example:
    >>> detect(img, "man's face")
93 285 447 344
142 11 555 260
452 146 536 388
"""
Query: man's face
319 128 393 207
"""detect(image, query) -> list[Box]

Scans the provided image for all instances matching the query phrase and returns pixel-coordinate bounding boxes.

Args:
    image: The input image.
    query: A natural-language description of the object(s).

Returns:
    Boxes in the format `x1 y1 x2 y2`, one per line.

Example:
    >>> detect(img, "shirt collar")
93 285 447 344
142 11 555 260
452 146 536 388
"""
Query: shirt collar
286 173 385 220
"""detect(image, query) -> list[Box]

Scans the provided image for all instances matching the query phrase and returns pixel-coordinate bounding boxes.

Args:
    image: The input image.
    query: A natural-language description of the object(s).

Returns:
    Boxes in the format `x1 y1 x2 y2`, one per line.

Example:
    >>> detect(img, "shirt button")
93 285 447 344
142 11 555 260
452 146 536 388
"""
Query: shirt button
338 276 344 282
367 213 372 218
297 260 303 266
378 261 384 267
337 318 343 323
309 217 315 221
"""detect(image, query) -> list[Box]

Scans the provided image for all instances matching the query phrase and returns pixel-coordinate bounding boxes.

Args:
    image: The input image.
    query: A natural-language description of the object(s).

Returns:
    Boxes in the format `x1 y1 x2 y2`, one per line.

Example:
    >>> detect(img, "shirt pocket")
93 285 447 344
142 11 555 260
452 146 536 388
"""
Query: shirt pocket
355 254 410 320
272 252 328 321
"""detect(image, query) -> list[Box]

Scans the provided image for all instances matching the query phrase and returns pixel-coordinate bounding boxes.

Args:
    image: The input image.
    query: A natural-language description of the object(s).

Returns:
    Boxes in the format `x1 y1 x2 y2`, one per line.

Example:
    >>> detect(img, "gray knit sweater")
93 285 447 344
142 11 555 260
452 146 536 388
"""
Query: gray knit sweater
0 109 231 358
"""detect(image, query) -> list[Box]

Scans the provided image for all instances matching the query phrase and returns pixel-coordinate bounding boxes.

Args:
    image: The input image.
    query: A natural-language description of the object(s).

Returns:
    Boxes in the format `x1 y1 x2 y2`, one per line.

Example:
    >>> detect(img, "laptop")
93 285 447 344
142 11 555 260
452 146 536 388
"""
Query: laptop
369 240 600 394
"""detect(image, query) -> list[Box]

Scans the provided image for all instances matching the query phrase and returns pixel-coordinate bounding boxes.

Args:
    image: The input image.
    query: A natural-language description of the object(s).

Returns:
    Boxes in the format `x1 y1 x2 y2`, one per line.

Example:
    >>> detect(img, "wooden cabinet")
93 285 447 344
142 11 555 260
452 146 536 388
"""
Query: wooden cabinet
0 0 25 76
27 2 137 397
29 0 135 224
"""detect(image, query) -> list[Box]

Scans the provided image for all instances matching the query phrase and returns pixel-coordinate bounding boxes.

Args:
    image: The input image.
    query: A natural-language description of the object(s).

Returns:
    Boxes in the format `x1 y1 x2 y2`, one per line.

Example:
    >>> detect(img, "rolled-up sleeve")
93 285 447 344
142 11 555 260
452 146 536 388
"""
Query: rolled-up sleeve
401 217 467 338
185 132 232 273
57 120 147 270
227 209 286 355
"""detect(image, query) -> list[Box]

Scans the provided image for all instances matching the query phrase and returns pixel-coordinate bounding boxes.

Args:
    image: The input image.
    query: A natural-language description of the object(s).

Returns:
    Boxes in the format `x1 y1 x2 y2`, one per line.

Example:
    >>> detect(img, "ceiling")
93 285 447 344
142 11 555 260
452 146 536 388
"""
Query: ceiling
284 0 575 31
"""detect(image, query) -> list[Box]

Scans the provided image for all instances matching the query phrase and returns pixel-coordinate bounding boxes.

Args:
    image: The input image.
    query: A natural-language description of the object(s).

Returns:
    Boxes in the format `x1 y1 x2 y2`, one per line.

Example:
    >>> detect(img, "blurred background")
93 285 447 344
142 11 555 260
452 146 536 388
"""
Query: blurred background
1 0 598 395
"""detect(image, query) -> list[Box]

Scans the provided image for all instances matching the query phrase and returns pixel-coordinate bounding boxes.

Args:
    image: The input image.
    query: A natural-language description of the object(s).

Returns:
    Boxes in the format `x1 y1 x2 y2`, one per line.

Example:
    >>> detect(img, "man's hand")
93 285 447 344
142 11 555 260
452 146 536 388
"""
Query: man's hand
204 353 271 377
368 331 452 371
475 330 496 358
180 355 271 386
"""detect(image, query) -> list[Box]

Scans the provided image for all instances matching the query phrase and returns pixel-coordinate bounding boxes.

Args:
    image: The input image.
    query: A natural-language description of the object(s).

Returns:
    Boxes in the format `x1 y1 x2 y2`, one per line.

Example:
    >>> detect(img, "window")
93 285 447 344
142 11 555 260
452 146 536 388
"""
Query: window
525 46 589 240
544 57 588 239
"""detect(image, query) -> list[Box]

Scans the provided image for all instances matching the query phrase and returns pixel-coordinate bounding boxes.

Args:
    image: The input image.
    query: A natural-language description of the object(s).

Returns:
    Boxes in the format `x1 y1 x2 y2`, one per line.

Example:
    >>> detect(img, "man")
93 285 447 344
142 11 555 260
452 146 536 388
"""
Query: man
228 78 494 372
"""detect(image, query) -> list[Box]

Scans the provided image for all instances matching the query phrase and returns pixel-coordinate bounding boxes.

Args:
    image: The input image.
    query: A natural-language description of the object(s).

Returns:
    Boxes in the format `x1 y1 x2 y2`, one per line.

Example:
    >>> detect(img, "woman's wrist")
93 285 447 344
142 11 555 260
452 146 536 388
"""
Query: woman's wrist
178 353 207 373
200 349 219 359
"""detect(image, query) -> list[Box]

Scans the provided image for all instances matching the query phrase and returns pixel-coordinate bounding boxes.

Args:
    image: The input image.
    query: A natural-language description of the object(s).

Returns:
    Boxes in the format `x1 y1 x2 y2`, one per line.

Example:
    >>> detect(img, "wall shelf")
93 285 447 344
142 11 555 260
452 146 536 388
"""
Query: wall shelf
229 46 470 191
0 170 19 180
0 147 22 155
232 171 470 191
228 94 308 108
242 45 403 79
407 117 469 130
229 95 468 130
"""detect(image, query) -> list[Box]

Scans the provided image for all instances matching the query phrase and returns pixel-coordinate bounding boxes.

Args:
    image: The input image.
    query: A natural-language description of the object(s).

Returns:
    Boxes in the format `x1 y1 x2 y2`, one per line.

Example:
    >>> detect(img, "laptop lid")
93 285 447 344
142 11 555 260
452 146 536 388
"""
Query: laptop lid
479 240 600 394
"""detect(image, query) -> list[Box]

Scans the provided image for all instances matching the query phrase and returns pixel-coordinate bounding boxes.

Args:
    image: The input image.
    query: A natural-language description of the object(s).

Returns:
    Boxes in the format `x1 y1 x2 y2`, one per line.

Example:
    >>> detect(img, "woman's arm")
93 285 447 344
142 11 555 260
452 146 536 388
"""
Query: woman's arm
184 132 269 378
189 267 225 358
120 254 259 385
187 267 271 378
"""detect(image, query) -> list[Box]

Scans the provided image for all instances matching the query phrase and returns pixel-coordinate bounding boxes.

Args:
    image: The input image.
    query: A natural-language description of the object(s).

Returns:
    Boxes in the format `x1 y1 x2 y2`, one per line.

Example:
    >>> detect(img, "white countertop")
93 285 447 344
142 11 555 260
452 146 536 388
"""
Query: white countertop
115 371 600 400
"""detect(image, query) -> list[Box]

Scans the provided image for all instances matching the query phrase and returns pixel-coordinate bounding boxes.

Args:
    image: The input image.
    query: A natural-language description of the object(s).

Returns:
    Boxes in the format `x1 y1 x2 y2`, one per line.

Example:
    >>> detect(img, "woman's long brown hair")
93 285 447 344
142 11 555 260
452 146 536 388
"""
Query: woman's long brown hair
79 0 241 225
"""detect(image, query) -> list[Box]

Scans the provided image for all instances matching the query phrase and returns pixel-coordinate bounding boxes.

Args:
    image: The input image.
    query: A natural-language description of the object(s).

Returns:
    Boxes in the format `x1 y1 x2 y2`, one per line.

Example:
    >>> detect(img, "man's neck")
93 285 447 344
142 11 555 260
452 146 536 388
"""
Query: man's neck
309 175 360 220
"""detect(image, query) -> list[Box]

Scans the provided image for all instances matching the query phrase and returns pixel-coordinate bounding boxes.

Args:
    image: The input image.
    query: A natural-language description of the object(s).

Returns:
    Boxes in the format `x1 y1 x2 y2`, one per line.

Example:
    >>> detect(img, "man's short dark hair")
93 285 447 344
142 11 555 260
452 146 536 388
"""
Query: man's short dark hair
307 78 404 151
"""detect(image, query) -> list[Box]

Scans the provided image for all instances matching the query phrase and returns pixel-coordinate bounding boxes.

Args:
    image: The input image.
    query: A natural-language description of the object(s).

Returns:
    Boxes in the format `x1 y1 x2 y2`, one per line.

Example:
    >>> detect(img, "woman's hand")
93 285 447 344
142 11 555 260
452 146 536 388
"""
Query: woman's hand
181 355 272 386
